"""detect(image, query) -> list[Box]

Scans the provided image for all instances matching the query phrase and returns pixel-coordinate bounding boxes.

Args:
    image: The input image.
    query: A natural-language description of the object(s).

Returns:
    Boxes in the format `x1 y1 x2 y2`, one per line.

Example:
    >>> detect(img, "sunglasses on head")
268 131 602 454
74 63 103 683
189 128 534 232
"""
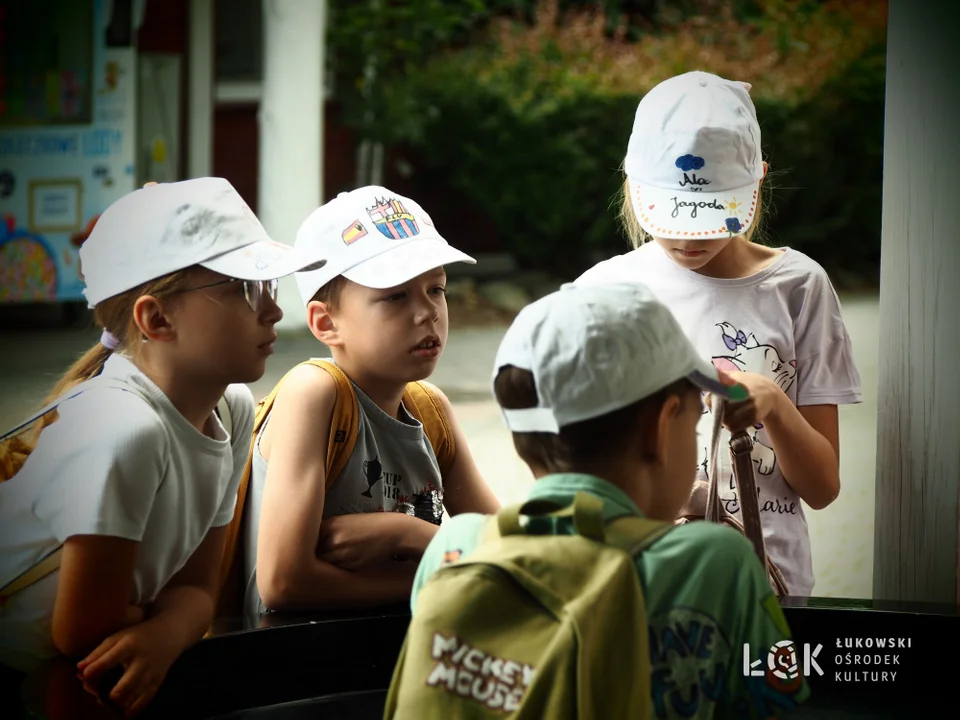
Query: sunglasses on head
169 277 279 313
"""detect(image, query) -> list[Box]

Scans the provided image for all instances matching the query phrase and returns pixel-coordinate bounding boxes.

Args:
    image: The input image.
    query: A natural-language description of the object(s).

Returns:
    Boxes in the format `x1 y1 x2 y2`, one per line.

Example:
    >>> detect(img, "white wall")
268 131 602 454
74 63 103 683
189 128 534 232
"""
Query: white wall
258 0 327 331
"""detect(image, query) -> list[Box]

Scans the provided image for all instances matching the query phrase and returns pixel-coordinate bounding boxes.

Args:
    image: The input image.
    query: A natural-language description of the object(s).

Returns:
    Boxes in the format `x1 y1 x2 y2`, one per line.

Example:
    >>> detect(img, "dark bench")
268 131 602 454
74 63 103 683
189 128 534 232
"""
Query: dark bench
17 597 959 718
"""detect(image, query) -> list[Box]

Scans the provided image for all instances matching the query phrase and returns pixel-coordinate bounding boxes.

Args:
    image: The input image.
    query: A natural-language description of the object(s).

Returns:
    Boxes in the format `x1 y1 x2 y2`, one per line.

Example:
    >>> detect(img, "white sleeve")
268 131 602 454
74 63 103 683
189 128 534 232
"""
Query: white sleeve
211 383 256 527
31 389 168 543
793 266 864 407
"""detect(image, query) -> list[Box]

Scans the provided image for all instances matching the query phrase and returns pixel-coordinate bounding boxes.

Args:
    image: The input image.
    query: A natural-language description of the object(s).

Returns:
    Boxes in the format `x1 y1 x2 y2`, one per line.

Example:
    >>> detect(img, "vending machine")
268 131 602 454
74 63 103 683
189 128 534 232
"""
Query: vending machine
0 0 138 307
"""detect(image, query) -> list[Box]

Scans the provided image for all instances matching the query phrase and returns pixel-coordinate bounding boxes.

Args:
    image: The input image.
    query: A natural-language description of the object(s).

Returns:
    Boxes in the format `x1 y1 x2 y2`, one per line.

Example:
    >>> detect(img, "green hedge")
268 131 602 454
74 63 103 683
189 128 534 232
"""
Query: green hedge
374 1 888 283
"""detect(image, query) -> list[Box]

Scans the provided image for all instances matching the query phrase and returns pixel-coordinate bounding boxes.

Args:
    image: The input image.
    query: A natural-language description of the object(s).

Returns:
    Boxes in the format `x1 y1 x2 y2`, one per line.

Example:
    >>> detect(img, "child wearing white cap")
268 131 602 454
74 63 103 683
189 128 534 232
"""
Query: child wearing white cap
409 282 810 717
576 71 863 597
244 187 499 617
0 178 326 714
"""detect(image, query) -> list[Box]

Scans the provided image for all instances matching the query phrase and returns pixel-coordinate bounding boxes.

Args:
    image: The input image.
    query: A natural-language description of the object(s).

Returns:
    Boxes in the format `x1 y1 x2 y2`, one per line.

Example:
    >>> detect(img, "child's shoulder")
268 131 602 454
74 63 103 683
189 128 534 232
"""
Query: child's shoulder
663 518 756 550
261 360 344 456
223 382 255 408
52 379 170 454
650 520 766 583
272 359 341 409
222 382 256 434
775 247 836 288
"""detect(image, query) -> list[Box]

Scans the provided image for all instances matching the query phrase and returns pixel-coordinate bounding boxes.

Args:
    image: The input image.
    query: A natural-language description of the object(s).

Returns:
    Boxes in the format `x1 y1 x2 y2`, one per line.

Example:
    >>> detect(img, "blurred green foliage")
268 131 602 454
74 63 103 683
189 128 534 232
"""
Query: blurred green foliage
329 0 887 282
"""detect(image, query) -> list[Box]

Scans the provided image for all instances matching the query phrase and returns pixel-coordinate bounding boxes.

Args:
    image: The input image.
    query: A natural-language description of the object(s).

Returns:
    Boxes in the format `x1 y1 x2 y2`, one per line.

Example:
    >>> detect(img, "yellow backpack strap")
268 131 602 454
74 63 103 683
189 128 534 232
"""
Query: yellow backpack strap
215 378 284 614
402 381 456 478
307 358 360 488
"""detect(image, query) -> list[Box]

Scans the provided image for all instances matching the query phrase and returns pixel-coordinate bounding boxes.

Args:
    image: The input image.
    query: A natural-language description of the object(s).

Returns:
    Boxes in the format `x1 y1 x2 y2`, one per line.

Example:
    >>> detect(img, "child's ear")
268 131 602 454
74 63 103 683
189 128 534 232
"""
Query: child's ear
133 295 175 343
651 394 683 465
307 301 341 347
636 394 683 464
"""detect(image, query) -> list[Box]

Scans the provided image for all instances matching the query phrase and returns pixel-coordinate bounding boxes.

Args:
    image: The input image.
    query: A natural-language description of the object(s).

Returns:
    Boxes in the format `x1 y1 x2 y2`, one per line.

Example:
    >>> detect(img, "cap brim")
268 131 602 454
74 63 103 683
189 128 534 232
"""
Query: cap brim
342 238 476 289
628 178 761 240
687 359 749 402
200 240 327 281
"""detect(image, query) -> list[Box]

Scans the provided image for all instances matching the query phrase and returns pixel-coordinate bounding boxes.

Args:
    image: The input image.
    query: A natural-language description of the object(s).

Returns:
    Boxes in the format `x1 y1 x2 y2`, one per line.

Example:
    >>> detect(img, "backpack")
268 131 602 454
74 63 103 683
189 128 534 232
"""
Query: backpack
0 378 233 607
214 358 456 617
383 491 674 720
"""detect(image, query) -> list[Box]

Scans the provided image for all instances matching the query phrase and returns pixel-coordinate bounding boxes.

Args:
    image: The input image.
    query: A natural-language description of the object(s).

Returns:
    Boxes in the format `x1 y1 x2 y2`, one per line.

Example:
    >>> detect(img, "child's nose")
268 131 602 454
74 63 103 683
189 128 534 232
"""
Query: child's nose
261 292 284 324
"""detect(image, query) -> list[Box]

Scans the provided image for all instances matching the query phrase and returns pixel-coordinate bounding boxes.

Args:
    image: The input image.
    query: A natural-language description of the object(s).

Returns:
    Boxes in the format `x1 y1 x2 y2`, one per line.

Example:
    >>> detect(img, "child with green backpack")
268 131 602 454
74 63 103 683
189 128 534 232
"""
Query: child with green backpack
385 282 810 719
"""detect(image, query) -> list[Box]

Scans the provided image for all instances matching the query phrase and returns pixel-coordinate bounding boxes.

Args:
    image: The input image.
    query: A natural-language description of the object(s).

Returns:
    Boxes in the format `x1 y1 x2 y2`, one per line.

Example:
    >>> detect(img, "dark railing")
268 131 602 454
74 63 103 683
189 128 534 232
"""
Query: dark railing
18 597 960 719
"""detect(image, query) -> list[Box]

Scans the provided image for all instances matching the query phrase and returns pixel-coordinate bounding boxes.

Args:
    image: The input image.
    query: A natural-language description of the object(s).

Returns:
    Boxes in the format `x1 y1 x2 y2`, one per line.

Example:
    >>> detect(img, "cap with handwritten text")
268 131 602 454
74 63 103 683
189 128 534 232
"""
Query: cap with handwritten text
625 71 764 240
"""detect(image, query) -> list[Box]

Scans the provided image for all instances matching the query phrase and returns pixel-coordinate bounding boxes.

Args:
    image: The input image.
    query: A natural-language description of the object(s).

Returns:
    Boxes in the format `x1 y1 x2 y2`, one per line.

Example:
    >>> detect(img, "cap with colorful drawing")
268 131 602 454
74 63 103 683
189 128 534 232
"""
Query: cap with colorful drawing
294 186 476 305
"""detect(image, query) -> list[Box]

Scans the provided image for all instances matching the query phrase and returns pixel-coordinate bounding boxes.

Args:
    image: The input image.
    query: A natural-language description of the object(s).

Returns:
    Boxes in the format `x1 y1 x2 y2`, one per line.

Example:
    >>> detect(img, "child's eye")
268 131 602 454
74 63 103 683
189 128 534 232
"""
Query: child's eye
430 286 447 296
382 292 406 302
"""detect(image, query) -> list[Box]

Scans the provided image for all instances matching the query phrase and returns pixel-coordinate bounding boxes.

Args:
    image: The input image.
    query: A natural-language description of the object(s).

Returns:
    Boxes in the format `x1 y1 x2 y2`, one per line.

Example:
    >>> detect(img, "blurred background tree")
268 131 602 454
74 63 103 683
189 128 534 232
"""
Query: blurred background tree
327 0 887 284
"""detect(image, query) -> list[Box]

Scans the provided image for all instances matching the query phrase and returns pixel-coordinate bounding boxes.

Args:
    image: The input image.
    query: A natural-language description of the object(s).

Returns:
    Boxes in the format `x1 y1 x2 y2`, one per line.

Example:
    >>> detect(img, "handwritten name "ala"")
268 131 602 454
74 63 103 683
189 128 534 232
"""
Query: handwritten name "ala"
679 173 711 188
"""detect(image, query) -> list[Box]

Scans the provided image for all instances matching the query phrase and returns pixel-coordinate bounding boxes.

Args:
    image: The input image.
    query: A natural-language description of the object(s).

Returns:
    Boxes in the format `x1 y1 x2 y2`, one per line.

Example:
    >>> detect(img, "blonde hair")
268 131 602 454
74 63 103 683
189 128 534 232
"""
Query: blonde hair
617 165 773 249
41 271 192 404
0 271 192 481
309 274 349 312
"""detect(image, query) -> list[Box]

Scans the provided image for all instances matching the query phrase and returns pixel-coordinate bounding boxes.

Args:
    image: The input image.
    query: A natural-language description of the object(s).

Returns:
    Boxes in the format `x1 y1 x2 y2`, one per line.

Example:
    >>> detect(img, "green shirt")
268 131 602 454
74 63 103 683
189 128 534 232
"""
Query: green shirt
411 473 810 719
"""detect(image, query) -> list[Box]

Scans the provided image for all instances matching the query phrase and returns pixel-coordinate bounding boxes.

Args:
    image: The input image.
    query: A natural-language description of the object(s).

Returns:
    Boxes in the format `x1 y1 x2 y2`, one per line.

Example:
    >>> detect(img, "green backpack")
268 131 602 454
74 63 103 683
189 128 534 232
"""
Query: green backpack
383 491 675 720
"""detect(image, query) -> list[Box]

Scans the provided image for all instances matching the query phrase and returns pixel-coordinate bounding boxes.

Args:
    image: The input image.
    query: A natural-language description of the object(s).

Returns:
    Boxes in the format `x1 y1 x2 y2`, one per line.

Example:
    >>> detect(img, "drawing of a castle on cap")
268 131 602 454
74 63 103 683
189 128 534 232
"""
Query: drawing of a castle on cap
366 197 420 240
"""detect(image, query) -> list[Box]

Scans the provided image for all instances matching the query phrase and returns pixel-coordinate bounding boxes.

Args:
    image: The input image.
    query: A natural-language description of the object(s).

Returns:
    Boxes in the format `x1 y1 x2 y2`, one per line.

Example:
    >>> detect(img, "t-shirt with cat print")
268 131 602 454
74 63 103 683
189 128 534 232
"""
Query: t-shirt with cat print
575 242 863 596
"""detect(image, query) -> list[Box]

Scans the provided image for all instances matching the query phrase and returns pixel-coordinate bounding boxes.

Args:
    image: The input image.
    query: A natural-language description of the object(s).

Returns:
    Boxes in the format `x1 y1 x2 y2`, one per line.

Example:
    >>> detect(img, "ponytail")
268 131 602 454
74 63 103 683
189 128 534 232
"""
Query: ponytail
0 270 192 481
40 342 112 406
0 342 112 481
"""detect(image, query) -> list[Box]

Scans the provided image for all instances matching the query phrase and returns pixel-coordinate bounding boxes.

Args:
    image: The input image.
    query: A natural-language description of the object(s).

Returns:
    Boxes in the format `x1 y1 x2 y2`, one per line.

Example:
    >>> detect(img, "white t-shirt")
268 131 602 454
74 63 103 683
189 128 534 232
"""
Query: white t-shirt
576 243 863 595
0 354 253 671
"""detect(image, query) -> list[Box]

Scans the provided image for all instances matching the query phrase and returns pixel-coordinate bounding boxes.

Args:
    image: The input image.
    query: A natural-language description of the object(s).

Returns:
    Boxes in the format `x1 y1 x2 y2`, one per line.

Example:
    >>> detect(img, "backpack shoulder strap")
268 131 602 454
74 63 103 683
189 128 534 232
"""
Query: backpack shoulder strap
604 514 677 557
308 359 360 486
402 380 456 477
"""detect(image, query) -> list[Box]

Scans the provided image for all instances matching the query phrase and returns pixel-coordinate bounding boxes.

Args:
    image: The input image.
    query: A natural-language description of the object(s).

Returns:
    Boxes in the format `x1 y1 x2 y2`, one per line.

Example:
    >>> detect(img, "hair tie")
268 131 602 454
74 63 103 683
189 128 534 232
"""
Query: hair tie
100 329 121 351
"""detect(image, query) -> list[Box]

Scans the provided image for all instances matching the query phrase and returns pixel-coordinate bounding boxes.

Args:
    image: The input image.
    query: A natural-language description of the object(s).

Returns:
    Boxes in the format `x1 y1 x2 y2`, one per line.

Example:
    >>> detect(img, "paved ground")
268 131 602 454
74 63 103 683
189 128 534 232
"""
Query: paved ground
0 291 880 599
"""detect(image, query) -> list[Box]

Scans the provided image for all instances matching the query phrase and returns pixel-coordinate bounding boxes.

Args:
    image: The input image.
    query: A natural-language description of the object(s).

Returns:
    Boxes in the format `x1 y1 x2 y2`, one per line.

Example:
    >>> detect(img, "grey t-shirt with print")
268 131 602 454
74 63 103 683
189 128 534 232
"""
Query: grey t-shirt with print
576 243 863 596
242 371 444 620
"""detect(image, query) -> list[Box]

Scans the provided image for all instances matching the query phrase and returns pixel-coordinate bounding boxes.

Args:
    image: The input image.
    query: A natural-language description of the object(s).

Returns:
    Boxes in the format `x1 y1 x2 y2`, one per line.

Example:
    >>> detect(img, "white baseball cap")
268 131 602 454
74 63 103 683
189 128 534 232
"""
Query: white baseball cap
294 186 476 305
80 178 328 308
625 71 764 241
493 282 747 434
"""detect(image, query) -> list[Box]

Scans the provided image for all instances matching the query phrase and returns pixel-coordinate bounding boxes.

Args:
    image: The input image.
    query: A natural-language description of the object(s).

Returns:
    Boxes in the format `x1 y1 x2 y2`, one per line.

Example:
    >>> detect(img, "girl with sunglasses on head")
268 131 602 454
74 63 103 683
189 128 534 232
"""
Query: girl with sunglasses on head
0 178 327 716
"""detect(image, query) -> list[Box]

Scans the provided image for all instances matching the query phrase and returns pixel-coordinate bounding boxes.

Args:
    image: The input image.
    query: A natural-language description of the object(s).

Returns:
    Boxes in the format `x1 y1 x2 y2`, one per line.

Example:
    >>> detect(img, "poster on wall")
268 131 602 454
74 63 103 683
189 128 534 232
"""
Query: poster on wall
0 0 136 305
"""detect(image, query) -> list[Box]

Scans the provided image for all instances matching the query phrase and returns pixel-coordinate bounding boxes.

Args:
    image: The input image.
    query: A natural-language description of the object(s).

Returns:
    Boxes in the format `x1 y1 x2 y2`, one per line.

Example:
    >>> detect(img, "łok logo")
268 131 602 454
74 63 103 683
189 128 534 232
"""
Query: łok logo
744 640 823 680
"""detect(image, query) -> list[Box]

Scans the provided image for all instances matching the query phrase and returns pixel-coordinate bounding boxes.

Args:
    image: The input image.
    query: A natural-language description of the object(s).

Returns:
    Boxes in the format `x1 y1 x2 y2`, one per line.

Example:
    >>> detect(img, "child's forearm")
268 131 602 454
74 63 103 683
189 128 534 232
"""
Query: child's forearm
762 397 840 510
146 584 217 652
323 511 440 558
262 559 418 611
389 513 441 558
